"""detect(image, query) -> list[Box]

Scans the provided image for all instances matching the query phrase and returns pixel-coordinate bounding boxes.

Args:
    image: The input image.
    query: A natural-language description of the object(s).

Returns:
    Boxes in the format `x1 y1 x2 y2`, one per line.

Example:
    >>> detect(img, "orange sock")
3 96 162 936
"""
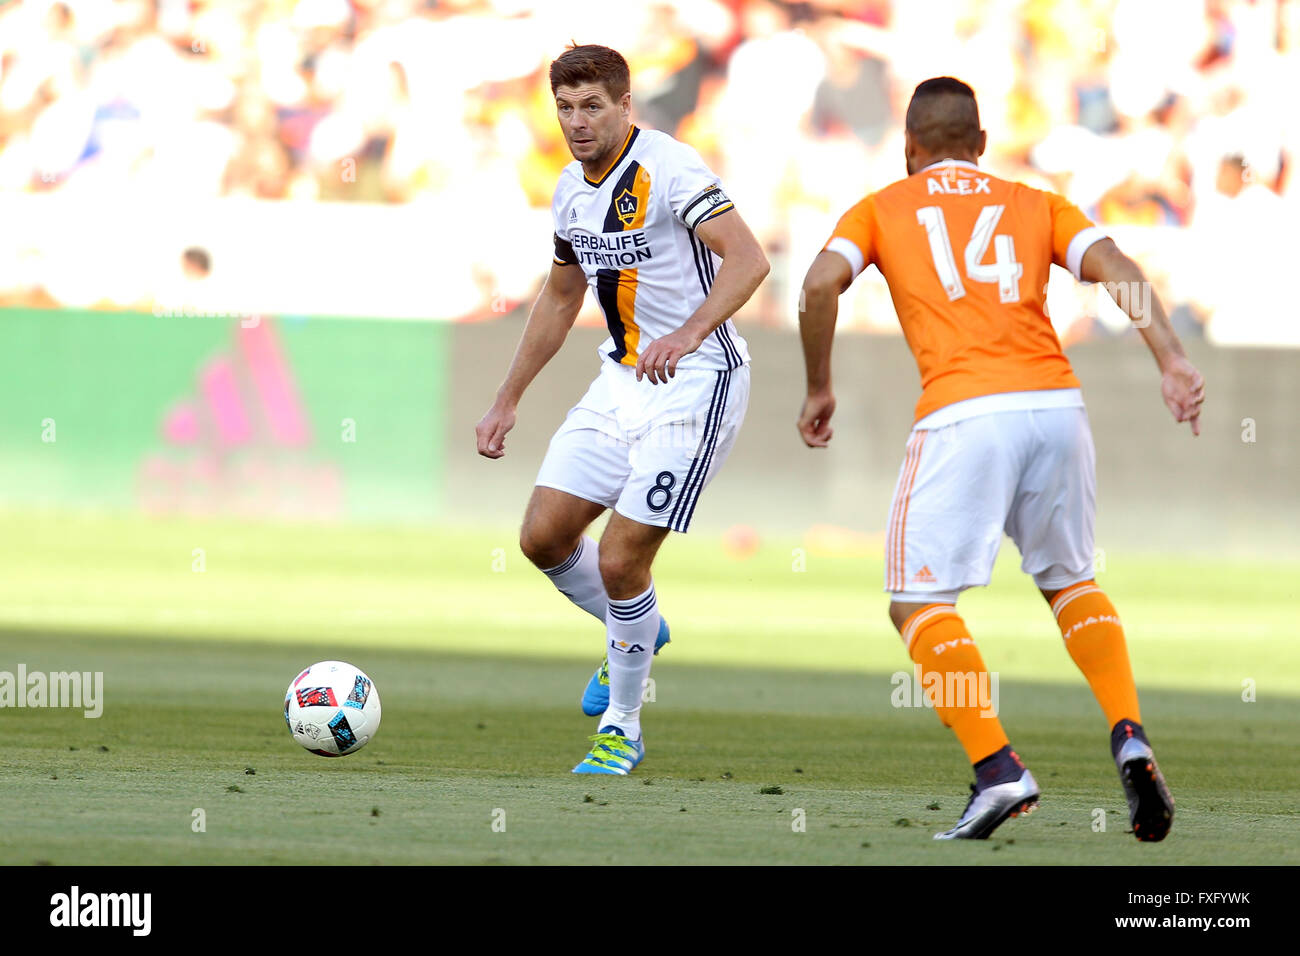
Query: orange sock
902 604 1008 764
1051 580 1141 728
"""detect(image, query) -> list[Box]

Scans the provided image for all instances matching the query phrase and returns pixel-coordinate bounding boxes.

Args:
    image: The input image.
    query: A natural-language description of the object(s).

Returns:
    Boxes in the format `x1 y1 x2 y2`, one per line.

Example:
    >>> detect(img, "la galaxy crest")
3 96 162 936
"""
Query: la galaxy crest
614 188 639 227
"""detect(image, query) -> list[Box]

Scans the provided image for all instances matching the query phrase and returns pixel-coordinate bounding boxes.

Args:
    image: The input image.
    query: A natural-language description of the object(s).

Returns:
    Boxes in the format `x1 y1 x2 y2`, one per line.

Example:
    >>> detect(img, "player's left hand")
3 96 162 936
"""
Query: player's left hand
636 328 705 384
797 390 836 447
1159 355 1205 437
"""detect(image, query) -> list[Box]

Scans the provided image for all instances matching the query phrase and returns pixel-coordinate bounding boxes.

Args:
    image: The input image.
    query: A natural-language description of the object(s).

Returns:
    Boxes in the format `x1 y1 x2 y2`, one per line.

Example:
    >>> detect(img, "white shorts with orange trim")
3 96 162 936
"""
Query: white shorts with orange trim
535 360 750 532
885 405 1096 601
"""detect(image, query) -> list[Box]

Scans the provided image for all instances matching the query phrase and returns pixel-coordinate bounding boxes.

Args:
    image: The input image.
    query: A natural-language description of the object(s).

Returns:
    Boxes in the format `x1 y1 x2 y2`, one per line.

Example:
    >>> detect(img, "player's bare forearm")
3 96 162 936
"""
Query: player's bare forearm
679 247 768 344
636 210 768 383
1079 238 1205 435
799 252 851 394
494 264 586 407
476 262 585 458
796 251 852 447
1079 239 1183 370
800 286 838 393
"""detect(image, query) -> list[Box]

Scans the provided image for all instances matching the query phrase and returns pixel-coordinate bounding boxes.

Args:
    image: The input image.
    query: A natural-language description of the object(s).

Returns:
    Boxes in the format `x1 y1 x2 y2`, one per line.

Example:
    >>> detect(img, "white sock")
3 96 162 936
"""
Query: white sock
601 582 659 740
541 536 607 622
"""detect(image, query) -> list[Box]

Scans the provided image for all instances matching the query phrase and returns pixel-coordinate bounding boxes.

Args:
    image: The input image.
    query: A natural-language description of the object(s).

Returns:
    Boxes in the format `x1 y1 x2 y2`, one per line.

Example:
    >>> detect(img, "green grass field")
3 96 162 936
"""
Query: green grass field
1 511 1296 865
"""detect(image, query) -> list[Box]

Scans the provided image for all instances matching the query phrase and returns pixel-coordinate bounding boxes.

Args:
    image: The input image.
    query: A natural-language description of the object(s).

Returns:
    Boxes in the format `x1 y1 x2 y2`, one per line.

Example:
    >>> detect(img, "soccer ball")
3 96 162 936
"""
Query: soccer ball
283 661 381 757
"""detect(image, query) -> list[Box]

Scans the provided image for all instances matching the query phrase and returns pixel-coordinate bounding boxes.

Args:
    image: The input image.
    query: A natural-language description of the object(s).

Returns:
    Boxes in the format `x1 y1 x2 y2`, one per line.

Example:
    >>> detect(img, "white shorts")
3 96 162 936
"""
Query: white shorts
885 405 1096 601
536 360 750 532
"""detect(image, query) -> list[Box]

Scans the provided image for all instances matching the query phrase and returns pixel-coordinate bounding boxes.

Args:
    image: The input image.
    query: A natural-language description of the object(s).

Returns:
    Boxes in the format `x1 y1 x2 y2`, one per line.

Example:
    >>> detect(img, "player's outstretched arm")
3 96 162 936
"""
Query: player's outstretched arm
635 210 769 384
475 261 587 459
795 251 853 447
1079 239 1206 436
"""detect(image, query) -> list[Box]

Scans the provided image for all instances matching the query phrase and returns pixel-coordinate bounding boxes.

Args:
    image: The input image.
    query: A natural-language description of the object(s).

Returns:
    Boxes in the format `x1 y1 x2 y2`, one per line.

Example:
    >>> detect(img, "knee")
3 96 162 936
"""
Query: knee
519 525 568 571
598 549 644 599
889 600 945 635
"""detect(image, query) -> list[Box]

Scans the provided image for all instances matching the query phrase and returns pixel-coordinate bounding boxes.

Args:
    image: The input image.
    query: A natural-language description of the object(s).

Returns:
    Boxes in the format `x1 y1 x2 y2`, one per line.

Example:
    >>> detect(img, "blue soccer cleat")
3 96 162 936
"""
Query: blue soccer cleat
571 725 645 775
580 618 670 716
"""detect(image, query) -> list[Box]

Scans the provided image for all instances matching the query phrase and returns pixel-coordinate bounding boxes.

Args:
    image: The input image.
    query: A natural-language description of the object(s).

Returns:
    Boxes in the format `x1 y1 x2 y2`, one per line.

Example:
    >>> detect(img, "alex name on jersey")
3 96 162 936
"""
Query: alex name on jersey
552 126 749 372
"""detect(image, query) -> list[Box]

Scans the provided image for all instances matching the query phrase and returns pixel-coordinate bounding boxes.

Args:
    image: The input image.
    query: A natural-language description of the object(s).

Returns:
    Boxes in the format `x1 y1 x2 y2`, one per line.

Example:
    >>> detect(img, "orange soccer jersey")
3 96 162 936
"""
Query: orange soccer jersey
825 160 1105 422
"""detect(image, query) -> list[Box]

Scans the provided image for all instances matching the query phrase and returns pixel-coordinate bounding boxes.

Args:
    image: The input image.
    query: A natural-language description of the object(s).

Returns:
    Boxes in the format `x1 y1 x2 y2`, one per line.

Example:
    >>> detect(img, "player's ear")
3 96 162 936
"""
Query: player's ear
976 129 987 158
619 91 631 117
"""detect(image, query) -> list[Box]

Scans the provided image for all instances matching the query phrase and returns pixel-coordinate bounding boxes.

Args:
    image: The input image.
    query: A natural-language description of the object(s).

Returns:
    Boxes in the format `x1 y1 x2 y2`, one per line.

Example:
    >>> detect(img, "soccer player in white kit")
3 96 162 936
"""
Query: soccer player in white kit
475 45 768 775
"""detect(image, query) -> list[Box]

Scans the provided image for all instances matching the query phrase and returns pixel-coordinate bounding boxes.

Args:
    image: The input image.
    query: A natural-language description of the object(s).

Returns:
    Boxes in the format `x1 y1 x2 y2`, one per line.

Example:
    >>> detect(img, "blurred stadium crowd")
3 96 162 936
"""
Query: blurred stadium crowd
1 0 1296 344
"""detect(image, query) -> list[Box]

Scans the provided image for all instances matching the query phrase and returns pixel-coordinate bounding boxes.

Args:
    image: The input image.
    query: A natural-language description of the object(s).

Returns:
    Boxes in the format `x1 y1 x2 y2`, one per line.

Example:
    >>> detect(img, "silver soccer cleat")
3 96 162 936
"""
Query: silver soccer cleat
934 770 1040 840
1116 736 1174 842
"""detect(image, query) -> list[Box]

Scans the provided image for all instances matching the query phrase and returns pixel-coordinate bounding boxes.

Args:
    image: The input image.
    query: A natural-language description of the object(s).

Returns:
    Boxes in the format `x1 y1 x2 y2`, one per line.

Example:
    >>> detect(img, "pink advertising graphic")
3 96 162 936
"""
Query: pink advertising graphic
138 318 342 518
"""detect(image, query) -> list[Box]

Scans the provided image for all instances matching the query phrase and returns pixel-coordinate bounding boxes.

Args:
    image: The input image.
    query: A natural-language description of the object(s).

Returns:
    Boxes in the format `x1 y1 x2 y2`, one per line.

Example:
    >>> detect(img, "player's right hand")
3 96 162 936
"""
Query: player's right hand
1159 356 1205 437
476 403 516 459
797 390 836 448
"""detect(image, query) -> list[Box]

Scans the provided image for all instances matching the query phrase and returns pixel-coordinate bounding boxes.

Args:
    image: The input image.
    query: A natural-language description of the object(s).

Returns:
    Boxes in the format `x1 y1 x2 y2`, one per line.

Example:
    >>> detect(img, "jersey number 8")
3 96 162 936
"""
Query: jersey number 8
646 471 675 513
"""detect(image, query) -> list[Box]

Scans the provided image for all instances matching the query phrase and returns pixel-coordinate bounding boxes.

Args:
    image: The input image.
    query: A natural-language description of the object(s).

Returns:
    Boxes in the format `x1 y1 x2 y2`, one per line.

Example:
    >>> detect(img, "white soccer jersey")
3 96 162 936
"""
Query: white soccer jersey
552 126 750 371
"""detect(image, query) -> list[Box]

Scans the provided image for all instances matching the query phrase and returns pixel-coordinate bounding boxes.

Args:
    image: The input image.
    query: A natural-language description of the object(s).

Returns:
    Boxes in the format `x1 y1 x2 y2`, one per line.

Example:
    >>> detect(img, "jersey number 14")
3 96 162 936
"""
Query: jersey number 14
916 204 1023 304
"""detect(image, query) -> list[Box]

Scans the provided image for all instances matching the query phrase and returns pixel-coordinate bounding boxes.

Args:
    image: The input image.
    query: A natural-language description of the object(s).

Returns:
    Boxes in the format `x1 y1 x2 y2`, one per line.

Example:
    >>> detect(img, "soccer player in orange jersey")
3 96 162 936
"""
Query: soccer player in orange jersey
797 78 1204 841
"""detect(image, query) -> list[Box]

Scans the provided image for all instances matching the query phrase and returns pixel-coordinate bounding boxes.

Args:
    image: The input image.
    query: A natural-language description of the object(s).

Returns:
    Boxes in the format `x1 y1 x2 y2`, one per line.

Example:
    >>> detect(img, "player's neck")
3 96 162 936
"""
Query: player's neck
581 123 634 181
909 153 979 175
